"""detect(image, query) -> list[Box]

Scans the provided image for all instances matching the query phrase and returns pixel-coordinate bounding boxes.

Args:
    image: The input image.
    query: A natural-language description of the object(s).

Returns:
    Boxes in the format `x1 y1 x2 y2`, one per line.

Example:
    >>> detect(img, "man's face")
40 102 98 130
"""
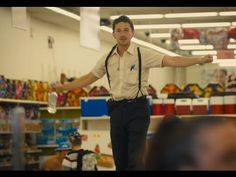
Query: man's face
193 123 236 170
113 22 134 47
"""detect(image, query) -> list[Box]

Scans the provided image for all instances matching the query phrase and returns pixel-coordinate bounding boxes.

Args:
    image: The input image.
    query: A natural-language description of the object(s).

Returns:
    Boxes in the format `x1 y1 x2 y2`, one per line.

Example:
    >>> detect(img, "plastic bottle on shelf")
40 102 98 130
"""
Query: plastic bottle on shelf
47 92 58 114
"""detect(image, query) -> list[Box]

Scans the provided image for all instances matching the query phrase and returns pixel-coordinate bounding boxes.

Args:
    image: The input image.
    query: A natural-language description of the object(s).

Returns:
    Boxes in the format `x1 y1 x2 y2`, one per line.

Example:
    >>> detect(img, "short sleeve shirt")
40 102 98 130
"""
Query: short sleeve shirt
91 43 165 101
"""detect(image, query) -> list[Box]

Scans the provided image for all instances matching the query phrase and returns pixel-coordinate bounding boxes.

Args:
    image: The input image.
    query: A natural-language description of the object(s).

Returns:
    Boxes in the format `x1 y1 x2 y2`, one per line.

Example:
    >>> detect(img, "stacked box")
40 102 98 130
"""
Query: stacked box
176 99 192 115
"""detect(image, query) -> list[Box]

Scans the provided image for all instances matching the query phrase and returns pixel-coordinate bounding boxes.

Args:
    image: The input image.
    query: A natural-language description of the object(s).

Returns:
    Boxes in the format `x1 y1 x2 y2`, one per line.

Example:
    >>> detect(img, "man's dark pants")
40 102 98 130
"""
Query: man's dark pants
108 97 150 170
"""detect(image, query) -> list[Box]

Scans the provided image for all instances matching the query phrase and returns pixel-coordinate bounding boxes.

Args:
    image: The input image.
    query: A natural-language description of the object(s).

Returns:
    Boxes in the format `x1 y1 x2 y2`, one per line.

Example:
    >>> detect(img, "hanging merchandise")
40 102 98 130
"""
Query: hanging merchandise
206 28 229 49
182 28 200 39
228 26 236 39
170 28 184 50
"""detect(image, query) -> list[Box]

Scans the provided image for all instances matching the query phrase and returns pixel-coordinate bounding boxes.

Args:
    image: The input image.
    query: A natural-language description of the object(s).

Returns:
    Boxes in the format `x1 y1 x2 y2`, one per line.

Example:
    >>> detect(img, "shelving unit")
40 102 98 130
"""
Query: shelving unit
0 98 46 170
80 114 236 136
0 98 47 105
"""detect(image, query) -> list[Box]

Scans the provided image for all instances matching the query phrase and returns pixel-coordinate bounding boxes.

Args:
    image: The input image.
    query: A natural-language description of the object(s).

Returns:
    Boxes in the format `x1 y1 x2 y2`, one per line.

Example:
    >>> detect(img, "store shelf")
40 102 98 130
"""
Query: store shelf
25 131 41 134
40 106 81 111
0 162 12 167
81 114 236 120
0 98 47 105
81 116 110 120
36 144 58 148
0 151 12 156
0 131 11 134
25 161 40 165
26 150 42 154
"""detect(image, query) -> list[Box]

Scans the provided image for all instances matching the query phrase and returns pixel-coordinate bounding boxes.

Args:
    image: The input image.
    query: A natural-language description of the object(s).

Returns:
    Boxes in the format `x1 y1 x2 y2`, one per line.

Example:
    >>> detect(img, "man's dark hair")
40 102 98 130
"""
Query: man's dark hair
69 131 82 146
112 15 134 32
146 116 226 170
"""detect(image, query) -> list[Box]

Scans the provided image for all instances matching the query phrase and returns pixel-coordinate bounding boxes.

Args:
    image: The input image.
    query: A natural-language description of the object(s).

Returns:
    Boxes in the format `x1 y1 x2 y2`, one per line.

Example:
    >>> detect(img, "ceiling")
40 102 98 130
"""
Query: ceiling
28 7 236 57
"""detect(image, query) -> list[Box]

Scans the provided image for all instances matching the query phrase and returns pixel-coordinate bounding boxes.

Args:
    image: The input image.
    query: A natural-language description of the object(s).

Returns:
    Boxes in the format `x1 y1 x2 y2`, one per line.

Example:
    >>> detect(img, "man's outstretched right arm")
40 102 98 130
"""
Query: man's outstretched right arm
53 72 99 92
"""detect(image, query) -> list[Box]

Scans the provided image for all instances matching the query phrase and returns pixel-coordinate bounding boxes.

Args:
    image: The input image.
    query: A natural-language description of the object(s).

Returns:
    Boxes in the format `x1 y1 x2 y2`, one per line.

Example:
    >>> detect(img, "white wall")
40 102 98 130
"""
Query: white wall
0 7 179 93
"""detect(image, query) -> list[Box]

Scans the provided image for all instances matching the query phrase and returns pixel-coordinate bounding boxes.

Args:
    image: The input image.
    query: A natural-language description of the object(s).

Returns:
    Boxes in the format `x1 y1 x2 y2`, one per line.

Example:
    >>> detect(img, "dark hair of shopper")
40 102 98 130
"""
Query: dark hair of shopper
112 15 134 32
69 132 82 146
145 116 225 170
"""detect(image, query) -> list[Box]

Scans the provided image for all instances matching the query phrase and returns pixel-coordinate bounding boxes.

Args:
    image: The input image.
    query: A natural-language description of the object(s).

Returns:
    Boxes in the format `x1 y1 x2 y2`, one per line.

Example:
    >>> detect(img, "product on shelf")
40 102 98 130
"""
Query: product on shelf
183 83 204 97
192 98 209 115
0 75 7 98
97 155 115 168
203 83 224 98
67 88 88 106
161 84 181 94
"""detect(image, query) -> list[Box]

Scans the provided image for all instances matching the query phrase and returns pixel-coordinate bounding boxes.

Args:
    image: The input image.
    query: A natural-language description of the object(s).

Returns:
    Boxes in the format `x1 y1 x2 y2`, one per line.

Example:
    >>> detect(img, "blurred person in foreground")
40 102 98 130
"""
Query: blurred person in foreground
146 116 236 170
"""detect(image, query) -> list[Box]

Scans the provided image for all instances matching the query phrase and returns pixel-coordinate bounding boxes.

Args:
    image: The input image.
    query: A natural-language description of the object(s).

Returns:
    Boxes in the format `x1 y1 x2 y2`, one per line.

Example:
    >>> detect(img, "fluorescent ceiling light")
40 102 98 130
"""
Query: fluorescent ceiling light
134 24 181 29
178 39 200 44
100 26 178 56
165 39 171 44
219 11 236 16
165 39 200 45
182 22 231 28
44 7 81 21
180 45 213 50
191 50 217 55
150 33 170 38
110 14 163 20
228 44 236 49
100 26 113 33
230 38 236 43
165 12 218 18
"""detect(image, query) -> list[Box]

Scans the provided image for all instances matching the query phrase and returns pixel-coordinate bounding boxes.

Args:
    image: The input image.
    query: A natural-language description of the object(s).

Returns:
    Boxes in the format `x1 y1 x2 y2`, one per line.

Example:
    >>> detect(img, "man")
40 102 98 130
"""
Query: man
44 142 71 171
62 131 97 171
146 116 236 170
53 15 213 170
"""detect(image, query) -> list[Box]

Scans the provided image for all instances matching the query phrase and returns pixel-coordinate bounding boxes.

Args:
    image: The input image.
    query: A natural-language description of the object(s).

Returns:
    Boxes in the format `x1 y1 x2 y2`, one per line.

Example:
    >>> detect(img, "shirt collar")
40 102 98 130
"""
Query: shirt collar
112 42 136 57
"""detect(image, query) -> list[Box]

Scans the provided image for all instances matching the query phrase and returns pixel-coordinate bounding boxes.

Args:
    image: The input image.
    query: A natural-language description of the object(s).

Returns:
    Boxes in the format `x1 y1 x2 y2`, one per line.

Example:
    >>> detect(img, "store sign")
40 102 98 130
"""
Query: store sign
80 7 100 51
11 7 28 30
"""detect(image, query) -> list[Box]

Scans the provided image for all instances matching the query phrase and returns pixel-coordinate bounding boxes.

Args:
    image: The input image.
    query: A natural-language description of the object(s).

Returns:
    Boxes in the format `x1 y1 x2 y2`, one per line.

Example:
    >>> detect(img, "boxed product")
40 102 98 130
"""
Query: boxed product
163 99 175 115
81 97 110 117
192 98 209 115
152 99 163 115
224 95 236 114
210 96 224 114
175 98 192 115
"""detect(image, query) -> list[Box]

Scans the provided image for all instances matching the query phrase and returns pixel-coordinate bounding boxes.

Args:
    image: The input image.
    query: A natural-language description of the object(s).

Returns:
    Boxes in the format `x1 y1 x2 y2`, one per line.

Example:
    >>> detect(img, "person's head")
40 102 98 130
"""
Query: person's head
146 116 236 170
214 69 227 87
112 15 134 47
69 131 82 147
